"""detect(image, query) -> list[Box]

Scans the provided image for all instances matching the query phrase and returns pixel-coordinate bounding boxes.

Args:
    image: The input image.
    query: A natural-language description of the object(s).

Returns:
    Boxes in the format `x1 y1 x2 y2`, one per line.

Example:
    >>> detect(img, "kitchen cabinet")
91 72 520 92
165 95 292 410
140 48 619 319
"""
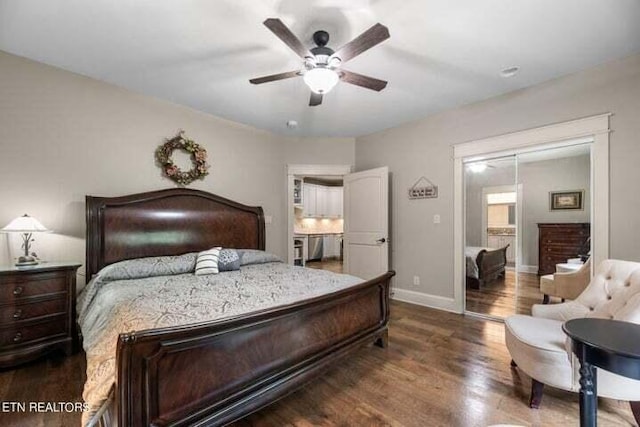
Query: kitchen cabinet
303 184 317 217
316 185 328 217
326 187 343 218
323 235 334 259
333 234 342 258
293 236 307 266
322 234 343 259
303 183 343 218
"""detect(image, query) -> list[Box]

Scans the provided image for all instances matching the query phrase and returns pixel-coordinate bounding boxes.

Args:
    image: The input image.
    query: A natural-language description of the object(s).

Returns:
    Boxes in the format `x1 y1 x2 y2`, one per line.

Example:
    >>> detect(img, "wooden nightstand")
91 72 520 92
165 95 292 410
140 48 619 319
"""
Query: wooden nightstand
0 262 81 368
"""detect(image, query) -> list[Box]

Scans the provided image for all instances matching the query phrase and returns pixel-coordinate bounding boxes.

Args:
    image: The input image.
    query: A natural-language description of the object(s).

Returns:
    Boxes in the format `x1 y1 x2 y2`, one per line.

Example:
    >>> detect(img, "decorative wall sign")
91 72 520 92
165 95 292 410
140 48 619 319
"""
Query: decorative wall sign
550 190 584 211
408 176 438 199
155 130 209 185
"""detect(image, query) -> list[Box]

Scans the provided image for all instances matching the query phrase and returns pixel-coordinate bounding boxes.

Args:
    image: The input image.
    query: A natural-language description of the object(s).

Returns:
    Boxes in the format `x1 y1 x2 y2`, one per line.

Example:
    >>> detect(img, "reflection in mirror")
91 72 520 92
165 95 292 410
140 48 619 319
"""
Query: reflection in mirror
518 144 592 308
463 143 593 320
464 156 517 318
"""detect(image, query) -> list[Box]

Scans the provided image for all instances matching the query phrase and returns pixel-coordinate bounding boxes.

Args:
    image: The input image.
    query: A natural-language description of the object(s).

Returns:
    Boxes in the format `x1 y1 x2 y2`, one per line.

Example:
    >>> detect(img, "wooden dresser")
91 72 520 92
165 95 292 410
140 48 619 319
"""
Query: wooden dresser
0 262 81 368
538 223 590 275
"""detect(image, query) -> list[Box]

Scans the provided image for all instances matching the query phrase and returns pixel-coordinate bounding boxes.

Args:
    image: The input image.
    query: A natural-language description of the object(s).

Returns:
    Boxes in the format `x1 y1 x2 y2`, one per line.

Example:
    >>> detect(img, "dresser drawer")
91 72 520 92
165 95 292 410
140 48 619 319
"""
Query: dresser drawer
0 315 67 347
0 272 67 302
0 298 67 325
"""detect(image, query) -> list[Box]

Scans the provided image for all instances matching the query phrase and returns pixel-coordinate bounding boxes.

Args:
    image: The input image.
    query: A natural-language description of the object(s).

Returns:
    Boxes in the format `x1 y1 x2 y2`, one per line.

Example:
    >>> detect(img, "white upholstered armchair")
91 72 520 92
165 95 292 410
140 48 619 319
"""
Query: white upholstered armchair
539 258 591 304
505 259 640 423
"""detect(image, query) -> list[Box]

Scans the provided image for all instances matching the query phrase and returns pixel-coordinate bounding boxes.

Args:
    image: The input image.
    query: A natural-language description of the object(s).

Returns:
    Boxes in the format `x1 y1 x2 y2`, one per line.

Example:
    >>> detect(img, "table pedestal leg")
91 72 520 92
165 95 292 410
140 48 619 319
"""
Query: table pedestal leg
579 358 597 427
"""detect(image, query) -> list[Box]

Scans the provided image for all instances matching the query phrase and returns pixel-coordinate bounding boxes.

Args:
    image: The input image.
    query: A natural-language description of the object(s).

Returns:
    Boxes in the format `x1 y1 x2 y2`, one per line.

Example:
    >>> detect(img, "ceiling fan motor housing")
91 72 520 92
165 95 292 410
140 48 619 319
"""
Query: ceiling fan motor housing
313 30 330 47
310 30 336 66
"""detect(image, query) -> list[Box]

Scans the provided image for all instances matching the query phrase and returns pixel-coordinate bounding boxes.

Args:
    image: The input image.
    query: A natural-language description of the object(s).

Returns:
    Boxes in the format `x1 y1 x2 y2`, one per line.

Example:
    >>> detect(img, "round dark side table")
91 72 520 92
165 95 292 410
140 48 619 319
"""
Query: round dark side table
563 318 640 427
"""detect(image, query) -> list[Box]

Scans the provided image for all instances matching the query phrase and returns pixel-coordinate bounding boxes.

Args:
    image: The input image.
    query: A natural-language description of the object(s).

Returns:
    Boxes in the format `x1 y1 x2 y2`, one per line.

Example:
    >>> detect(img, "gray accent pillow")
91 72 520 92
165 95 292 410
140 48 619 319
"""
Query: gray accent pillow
98 253 197 282
218 249 241 271
237 249 282 266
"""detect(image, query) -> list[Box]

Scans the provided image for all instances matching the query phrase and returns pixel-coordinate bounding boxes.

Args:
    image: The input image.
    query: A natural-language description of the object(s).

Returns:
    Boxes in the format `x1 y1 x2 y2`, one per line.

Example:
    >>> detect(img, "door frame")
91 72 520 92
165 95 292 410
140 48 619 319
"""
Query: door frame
481 184 517 247
453 113 610 313
286 164 352 265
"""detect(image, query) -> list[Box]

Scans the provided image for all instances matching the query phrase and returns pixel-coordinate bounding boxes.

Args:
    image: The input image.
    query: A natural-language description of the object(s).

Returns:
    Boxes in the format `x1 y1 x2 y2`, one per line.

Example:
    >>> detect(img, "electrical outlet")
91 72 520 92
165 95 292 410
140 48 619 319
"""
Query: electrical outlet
433 214 441 224
413 275 420 286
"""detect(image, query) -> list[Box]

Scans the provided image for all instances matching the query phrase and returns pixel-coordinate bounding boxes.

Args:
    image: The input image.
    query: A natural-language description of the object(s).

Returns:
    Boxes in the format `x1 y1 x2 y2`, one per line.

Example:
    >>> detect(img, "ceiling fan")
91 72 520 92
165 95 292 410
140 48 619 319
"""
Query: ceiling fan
250 18 390 106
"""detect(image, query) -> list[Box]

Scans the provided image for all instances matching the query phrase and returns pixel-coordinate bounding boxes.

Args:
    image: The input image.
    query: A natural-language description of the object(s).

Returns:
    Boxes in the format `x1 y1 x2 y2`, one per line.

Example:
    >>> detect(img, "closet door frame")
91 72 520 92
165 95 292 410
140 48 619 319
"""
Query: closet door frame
453 114 610 314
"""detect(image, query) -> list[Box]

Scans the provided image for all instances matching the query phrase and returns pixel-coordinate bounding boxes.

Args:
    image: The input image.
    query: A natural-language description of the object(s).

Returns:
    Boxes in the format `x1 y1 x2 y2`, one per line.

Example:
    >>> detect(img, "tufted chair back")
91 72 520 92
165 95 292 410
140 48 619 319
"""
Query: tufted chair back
576 259 640 323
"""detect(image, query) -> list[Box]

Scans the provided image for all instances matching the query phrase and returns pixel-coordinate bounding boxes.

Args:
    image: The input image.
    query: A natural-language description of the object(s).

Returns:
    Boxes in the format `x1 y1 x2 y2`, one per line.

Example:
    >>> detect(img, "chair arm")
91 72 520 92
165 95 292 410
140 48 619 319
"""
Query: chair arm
532 301 589 321
551 267 591 300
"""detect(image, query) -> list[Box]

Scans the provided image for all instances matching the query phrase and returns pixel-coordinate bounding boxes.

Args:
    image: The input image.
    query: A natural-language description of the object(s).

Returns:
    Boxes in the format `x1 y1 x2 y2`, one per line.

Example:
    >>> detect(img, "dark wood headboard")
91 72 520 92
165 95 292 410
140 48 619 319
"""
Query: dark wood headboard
86 188 265 279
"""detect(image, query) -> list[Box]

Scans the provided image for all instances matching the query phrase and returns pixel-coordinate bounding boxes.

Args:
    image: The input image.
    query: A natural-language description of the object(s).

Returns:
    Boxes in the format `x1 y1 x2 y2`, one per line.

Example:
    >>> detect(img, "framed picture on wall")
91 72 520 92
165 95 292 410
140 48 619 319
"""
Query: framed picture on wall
549 190 584 211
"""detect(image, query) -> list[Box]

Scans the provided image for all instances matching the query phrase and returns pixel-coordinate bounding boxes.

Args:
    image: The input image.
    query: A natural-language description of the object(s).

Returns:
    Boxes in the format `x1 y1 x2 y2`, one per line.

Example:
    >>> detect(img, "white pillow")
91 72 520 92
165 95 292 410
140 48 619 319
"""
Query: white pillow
195 247 222 276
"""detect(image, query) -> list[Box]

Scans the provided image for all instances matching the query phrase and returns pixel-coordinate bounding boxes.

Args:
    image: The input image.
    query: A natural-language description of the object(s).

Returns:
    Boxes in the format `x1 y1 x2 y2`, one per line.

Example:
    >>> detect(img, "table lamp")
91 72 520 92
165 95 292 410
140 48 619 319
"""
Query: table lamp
1 214 51 266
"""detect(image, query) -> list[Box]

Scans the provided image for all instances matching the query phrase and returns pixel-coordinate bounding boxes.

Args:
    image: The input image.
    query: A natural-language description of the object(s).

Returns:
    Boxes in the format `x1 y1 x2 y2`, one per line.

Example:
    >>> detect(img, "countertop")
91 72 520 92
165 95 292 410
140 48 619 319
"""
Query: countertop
293 232 344 237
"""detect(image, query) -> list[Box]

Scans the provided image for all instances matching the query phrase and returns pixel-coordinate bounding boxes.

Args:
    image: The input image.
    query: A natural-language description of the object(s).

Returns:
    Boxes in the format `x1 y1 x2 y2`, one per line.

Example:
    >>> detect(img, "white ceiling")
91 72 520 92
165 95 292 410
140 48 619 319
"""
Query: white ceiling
1 0 639 137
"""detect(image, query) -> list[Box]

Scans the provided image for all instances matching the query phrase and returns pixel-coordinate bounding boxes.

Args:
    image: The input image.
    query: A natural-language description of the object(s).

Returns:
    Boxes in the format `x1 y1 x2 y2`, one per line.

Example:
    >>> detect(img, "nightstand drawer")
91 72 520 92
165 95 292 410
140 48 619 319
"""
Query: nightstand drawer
0 272 67 302
0 298 67 325
0 315 67 347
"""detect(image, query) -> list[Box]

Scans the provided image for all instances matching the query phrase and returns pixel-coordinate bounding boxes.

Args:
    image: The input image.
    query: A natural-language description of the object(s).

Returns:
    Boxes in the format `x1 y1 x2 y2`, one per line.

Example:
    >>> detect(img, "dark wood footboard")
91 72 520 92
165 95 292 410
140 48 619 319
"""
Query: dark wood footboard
467 245 509 289
103 271 393 427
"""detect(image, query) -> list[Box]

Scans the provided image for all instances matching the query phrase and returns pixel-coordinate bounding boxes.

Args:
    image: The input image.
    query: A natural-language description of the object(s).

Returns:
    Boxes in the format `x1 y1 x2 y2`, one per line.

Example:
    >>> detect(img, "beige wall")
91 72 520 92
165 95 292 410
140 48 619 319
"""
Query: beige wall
519 155 591 268
356 53 640 299
0 51 355 284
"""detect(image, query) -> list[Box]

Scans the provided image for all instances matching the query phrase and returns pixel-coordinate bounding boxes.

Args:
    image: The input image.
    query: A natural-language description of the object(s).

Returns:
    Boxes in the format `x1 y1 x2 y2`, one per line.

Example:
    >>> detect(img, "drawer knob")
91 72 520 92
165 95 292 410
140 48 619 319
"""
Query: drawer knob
13 309 23 320
13 286 24 296
13 332 22 343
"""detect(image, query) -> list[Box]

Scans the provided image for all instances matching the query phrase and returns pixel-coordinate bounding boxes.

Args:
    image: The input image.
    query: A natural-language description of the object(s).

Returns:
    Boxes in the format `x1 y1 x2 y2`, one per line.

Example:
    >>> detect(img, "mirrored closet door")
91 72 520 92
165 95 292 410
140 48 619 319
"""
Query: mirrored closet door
464 143 593 320
464 155 518 318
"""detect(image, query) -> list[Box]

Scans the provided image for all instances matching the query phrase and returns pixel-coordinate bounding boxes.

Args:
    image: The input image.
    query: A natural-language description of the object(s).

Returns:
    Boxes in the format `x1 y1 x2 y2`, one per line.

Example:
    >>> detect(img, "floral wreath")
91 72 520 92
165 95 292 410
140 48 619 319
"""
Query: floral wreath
155 131 209 185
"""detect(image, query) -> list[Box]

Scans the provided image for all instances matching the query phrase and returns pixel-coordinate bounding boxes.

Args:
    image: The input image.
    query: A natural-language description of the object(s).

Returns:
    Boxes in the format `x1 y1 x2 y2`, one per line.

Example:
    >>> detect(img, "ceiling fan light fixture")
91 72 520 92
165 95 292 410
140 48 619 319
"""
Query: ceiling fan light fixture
468 162 488 173
303 67 339 94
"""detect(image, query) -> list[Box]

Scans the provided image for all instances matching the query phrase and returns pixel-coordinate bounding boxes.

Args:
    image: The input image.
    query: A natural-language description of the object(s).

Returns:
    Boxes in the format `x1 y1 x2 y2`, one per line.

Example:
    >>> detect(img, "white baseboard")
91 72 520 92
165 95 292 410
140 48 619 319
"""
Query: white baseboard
392 287 461 313
517 264 538 274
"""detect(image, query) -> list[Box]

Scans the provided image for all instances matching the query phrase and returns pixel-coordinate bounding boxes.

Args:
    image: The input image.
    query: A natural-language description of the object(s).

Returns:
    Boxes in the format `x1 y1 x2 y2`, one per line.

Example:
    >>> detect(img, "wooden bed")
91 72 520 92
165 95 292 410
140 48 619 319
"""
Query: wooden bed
465 245 509 289
84 188 394 427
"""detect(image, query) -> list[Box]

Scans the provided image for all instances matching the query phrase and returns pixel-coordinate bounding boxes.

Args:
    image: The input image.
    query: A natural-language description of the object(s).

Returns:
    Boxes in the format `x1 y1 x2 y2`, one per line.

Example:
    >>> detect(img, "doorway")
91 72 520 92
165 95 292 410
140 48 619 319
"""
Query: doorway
287 165 351 274
286 165 390 279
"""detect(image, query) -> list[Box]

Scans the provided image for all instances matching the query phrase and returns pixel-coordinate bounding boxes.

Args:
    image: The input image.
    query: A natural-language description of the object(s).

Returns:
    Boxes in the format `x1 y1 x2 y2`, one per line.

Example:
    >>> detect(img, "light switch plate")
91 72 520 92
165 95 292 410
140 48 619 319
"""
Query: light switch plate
264 215 273 224
433 214 441 224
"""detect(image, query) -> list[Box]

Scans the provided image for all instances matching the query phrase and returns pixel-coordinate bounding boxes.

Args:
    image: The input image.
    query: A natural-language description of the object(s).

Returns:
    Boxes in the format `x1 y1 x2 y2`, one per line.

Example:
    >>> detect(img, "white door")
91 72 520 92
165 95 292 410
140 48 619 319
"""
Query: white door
343 167 389 279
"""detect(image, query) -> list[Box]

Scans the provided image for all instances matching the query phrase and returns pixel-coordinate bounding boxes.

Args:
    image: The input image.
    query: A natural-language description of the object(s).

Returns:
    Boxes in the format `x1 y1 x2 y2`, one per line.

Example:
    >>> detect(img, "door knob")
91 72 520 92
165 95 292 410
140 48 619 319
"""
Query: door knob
376 237 386 244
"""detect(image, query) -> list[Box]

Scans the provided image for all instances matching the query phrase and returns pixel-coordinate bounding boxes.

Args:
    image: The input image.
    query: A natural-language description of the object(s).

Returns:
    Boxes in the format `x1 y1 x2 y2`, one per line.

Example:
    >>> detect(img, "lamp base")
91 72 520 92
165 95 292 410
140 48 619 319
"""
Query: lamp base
16 255 38 267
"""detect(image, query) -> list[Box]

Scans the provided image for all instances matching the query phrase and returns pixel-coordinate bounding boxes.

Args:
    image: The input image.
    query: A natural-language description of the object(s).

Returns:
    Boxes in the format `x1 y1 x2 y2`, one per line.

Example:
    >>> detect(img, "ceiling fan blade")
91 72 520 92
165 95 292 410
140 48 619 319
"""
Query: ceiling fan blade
263 18 312 59
309 92 323 106
332 23 390 63
249 70 300 85
340 70 388 91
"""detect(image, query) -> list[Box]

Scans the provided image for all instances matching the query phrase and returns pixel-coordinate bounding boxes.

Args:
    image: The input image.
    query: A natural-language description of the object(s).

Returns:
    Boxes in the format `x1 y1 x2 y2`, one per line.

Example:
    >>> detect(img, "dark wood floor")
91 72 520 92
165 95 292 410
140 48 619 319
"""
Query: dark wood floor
0 302 634 426
465 270 553 318
306 258 344 274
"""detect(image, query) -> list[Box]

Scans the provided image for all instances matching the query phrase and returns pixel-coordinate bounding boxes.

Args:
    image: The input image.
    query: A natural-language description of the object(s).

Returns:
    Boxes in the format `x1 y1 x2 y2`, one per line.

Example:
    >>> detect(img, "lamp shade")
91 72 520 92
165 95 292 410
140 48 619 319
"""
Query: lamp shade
1 214 51 233
303 67 339 94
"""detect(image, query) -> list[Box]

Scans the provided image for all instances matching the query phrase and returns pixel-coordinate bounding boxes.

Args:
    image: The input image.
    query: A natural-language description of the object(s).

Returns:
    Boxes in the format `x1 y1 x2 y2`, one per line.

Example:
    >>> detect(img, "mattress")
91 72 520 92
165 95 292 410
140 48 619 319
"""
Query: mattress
77 251 361 425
